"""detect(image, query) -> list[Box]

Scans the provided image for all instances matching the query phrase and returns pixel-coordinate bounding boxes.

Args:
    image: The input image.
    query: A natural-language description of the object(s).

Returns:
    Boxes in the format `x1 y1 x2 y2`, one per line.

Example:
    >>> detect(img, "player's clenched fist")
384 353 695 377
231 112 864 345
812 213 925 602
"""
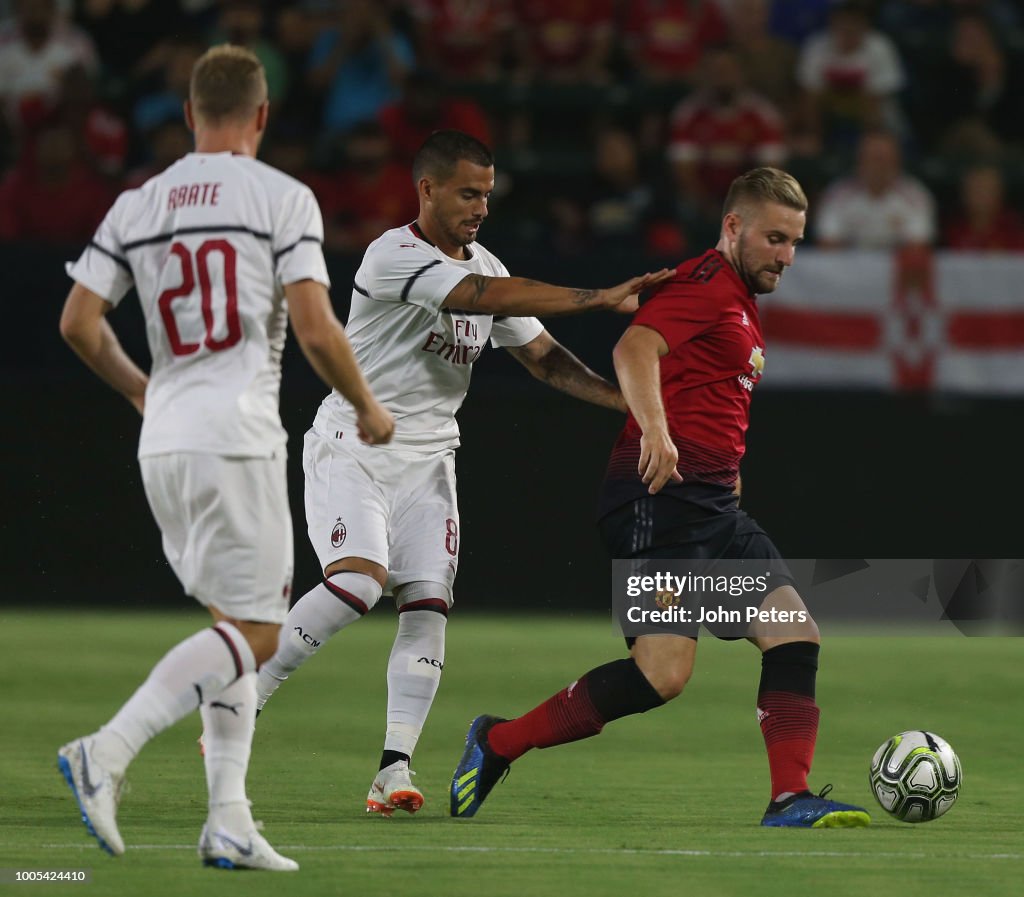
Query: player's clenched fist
356 400 395 445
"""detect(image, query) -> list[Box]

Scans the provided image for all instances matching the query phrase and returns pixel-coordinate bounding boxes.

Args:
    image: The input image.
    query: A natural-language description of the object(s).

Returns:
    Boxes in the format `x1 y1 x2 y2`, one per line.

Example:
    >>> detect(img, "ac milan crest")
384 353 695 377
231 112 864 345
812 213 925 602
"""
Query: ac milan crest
331 518 347 548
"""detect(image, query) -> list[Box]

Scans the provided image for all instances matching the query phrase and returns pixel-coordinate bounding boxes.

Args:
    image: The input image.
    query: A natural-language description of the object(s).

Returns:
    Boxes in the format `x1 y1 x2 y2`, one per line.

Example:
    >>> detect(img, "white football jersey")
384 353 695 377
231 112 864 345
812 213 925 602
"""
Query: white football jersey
67 152 329 458
313 222 543 451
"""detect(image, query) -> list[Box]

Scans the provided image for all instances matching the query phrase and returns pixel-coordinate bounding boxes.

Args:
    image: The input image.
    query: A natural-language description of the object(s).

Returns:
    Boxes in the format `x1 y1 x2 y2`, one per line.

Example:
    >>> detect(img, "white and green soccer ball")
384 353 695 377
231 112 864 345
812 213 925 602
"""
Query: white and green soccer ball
869 731 961 822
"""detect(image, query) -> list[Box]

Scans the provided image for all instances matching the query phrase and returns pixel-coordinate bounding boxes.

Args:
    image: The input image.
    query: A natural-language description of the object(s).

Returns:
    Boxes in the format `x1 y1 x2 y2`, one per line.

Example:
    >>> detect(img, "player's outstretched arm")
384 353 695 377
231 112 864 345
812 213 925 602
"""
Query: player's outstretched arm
60 282 148 414
612 324 683 495
506 330 626 412
441 269 674 317
285 279 394 445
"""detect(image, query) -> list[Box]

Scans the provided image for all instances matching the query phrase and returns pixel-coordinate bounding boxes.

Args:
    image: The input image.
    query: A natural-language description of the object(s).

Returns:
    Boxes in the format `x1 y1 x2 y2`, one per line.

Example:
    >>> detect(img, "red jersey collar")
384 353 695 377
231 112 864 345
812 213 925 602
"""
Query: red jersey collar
705 249 755 299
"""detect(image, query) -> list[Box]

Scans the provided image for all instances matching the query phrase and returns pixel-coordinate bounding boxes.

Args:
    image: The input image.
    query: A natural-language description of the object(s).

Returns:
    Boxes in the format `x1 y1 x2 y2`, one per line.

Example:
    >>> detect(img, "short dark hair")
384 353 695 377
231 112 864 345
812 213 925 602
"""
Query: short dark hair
412 129 493 184
723 167 808 218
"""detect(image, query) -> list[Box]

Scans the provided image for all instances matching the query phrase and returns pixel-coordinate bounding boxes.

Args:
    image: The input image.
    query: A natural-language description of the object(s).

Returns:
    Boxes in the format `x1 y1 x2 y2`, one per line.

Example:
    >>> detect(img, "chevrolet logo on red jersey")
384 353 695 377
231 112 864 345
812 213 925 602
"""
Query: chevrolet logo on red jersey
748 346 765 377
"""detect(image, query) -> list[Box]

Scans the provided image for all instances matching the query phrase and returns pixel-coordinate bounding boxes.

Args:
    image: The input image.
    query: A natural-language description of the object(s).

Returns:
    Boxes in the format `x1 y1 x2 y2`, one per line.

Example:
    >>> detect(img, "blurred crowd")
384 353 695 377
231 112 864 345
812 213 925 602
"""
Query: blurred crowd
2 0 1024 256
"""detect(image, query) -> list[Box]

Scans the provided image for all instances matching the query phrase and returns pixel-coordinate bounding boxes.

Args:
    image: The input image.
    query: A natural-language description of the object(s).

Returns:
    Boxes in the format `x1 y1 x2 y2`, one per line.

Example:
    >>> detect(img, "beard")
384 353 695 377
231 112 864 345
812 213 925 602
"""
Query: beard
737 238 783 295
440 217 480 248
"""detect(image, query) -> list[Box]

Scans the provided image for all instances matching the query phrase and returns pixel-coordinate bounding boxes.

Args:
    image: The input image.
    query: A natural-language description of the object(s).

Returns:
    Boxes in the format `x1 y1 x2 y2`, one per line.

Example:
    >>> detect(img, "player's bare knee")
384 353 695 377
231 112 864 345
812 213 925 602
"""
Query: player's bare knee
632 636 696 701
232 621 282 666
208 608 280 665
649 666 691 701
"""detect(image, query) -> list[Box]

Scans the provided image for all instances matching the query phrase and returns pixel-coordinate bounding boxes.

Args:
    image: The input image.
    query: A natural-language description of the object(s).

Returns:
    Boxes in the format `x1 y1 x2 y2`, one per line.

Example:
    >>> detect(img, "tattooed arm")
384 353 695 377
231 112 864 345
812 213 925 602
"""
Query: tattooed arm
441 269 672 317
506 330 626 412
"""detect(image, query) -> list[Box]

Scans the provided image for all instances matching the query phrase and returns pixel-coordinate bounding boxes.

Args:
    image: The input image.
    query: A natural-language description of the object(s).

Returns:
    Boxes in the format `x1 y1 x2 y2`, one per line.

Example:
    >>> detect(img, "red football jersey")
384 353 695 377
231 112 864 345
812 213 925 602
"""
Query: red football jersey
410 0 514 79
943 210 1024 251
623 0 728 78
668 92 787 199
600 249 765 515
515 0 615 69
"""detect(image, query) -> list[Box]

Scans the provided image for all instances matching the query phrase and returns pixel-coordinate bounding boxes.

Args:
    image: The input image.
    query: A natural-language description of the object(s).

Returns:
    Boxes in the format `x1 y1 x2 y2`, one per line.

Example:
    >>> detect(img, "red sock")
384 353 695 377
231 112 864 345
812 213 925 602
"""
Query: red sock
488 677 606 762
757 691 820 800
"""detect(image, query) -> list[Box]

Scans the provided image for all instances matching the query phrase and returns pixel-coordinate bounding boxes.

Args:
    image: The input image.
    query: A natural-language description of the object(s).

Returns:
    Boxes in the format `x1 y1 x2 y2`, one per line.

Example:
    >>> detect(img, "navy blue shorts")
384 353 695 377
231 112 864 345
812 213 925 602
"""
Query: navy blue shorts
599 494 795 642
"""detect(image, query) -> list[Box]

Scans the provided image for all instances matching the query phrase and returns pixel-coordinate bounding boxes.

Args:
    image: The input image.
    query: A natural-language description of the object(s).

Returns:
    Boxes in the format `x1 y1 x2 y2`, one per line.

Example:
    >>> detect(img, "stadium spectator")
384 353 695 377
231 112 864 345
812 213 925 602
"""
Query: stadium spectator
56 43 393 870
667 45 787 245
207 0 288 101
54 63 128 177
814 130 937 249
511 0 615 84
621 0 728 84
449 167 872 831
0 0 98 133
378 70 493 167
0 122 111 241
307 0 415 135
254 129 673 820
320 121 418 253
918 12 1024 156
943 163 1024 251
726 0 799 119
133 38 205 135
73 0 186 85
270 3 322 135
548 126 684 258
409 0 515 82
794 1 906 155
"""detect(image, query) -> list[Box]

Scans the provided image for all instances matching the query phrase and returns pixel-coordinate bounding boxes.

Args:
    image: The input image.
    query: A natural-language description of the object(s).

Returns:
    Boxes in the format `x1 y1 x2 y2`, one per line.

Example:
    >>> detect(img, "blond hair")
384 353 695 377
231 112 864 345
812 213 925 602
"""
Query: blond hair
189 44 267 124
723 167 808 217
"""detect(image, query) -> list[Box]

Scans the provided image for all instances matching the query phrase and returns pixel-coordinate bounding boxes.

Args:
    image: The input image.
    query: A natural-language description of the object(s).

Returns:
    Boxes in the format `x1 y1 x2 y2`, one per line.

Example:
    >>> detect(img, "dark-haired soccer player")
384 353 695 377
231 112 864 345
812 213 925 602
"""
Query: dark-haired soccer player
254 129 672 816
451 167 871 828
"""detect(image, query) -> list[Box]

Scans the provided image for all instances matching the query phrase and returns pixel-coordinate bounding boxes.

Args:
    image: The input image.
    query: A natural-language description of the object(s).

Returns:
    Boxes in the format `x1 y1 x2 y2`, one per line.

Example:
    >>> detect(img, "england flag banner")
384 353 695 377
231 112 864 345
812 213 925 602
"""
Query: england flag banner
760 249 1024 394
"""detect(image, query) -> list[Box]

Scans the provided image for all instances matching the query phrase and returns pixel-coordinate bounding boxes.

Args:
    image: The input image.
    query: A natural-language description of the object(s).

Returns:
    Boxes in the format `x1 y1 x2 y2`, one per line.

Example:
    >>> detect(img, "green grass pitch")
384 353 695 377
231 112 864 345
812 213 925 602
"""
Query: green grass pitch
1 609 1020 897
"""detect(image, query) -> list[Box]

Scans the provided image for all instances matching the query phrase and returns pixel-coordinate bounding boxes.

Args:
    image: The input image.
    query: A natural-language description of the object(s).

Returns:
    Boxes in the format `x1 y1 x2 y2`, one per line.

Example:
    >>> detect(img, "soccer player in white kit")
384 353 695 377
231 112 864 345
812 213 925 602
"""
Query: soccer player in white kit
255 129 672 815
55 45 393 870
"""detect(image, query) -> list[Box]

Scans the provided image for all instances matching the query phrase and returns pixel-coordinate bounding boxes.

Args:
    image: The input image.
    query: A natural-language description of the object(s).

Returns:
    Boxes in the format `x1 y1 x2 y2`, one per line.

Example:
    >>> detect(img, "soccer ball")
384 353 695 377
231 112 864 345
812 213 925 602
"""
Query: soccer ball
869 731 961 822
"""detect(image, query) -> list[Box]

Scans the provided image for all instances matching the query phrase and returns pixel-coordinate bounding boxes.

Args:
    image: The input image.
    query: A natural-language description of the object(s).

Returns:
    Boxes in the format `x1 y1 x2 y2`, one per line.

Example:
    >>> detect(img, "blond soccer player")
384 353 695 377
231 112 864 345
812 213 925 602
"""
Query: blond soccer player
56 45 392 871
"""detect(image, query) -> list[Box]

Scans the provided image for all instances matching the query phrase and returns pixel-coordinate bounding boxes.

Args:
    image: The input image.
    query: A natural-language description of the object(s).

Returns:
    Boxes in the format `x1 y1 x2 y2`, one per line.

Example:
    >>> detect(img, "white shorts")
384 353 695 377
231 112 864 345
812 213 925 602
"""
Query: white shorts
303 429 459 597
140 452 293 623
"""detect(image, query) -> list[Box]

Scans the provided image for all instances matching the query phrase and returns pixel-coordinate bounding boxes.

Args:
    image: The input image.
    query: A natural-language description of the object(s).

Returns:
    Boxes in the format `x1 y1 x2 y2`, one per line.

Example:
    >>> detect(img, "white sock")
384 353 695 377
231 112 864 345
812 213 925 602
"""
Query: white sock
92 623 255 776
201 672 257 832
256 573 382 710
384 607 447 757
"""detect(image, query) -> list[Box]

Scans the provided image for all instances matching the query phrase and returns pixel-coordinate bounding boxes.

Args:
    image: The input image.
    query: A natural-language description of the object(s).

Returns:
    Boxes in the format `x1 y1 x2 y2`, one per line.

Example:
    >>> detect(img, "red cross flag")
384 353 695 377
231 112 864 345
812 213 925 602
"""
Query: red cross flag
761 248 1024 393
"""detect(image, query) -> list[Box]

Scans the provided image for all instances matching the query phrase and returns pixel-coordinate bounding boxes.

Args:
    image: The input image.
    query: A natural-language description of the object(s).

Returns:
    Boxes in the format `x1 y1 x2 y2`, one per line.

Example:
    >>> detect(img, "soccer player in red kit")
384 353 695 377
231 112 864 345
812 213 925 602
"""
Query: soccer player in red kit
450 168 871 828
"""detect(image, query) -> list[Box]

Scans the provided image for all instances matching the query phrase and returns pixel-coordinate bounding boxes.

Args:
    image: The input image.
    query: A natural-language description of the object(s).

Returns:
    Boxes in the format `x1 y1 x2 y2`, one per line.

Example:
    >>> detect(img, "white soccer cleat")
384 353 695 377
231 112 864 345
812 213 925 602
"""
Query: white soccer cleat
57 738 126 856
366 760 424 817
198 824 299 871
